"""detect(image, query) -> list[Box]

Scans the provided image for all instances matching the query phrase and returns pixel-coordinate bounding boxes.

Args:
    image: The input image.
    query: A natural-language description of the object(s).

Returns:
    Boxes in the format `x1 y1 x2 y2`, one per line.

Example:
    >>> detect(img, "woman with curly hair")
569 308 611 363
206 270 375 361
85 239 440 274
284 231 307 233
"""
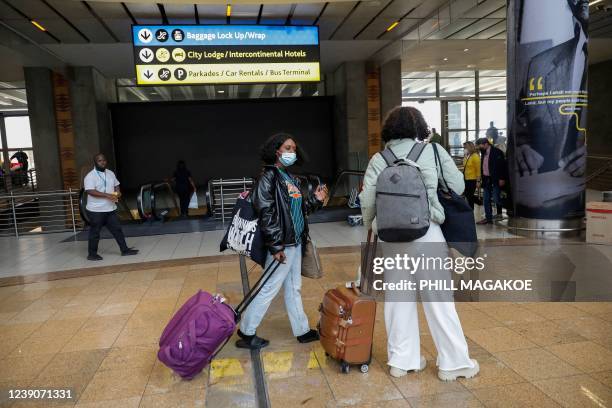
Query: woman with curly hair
236 133 328 350
359 106 479 381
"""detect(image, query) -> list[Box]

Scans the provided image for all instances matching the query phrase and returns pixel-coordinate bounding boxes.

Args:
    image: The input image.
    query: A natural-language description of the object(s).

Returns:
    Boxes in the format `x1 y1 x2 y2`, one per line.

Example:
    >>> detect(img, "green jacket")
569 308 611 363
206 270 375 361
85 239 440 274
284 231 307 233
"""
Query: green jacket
359 139 465 232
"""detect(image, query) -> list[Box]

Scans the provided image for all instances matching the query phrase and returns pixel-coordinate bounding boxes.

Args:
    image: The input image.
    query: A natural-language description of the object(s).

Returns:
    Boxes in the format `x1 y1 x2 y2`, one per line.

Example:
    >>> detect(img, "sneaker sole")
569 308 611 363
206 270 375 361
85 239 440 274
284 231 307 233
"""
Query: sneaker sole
438 364 480 381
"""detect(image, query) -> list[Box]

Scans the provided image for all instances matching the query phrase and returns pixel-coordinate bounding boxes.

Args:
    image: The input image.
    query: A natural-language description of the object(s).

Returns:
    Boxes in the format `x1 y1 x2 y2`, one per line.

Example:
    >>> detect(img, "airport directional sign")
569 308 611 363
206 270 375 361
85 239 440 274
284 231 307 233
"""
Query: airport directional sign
132 25 320 85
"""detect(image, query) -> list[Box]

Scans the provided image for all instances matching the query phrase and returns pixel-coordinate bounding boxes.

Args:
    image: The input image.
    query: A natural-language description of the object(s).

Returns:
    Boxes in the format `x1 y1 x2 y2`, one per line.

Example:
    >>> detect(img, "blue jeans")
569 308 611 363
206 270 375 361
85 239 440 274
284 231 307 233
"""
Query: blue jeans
483 176 501 221
240 244 310 337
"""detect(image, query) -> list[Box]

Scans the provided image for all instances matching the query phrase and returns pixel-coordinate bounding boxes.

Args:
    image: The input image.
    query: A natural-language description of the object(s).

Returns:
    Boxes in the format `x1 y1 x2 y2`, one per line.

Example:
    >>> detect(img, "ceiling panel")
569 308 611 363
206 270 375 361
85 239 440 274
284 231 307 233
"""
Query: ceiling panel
292 3 325 25
317 1 358 40
164 4 196 24
332 0 394 40
88 1 131 42
0 1 22 19
260 4 292 25
230 4 259 24
197 4 225 24
5 0 55 19
469 19 505 39
1 19 55 43
379 0 423 19
42 0 115 43
489 31 506 40
447 18 503 39
355 16 397 40
426 18 478 39
125 2 160 24
463 0 505 18
35 18 87 43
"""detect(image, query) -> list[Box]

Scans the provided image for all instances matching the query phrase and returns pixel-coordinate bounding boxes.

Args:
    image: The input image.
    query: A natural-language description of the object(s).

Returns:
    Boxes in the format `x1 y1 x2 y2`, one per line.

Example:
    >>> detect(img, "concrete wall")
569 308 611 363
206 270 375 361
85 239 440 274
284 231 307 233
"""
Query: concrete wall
380 60 402 120
588 60 612 157
68 67 117 181
329 62 368 172
24 67 62 191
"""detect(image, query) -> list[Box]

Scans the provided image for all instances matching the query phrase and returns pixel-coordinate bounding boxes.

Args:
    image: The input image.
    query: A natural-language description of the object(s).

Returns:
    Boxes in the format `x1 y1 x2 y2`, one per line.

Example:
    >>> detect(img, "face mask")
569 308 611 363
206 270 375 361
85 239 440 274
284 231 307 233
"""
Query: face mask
279 152 297 167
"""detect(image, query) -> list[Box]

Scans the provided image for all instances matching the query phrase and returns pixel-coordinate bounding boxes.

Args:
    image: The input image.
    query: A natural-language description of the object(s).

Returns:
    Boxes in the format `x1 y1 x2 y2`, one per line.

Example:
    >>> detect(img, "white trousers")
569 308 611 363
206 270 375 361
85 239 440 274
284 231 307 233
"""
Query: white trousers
240 244 310 337
384 222 475 371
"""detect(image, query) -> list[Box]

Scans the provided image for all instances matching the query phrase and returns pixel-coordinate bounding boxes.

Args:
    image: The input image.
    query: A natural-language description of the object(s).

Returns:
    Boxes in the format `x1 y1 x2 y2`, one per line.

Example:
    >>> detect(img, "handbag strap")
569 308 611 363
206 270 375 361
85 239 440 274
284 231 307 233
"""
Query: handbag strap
432 143 450 193
380 148 399 167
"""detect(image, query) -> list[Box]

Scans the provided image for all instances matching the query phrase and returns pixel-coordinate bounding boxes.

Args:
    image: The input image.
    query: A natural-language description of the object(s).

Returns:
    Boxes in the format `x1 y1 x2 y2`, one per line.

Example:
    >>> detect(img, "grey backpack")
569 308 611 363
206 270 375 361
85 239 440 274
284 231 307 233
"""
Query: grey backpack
375 143 429 242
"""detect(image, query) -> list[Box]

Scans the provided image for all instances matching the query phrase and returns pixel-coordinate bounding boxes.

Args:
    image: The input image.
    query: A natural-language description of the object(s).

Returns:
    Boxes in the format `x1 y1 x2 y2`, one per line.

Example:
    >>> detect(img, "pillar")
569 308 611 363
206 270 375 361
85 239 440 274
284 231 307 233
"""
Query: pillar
68 67 117 181
380 60 402 121
24 67 63 191
507 0 588 236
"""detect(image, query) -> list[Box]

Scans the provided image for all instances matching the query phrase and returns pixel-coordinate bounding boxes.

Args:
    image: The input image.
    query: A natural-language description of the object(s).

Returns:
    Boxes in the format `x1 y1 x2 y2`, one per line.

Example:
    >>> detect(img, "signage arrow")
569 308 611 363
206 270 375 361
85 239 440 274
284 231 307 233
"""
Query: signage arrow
143 70 153 80
140 31 151 41
142 50 151 59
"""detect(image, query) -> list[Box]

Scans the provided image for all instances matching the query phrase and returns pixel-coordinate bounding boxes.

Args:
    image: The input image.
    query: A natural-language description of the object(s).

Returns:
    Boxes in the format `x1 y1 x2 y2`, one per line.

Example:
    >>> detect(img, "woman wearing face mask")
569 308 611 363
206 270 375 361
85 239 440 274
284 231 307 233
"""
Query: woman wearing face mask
462 141 481 209
236 133 329 350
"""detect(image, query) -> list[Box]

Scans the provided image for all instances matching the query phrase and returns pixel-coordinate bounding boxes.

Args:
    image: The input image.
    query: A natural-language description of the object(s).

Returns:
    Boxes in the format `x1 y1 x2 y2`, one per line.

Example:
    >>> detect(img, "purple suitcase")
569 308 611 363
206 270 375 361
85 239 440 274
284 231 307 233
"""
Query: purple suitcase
157 260 279 379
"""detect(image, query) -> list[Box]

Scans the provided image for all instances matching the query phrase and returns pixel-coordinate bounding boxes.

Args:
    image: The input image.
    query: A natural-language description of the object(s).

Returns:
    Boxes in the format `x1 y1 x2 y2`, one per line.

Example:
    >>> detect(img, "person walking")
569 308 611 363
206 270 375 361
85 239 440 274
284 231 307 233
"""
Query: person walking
475 138 507 224
236 133 328 349
462 141 481 209
359 106 479 381
84 153 138 261
172 160 196 218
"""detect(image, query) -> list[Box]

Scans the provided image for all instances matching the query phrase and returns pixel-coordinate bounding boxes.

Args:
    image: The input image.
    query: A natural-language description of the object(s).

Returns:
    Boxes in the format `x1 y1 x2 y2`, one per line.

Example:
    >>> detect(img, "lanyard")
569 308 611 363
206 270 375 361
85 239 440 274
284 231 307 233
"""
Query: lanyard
96 170 107 192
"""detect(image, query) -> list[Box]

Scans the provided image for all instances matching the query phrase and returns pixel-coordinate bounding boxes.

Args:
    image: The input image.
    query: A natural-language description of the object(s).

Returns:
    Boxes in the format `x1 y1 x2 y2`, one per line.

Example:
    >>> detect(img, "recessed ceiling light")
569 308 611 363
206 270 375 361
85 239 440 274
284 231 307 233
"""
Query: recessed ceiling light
217 90 225 94
150 92 158 95
467 64 476 68
443 57 448 61
386 21 400 32
226 4 231 17
30 20 46 32
464 48 469 52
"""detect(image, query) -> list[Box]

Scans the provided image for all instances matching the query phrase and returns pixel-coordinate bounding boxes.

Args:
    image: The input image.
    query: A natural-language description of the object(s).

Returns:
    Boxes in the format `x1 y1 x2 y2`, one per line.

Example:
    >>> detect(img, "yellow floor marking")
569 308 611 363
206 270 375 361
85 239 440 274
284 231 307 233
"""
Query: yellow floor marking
307 350 322 369
210 358 244 380
263 351 294 373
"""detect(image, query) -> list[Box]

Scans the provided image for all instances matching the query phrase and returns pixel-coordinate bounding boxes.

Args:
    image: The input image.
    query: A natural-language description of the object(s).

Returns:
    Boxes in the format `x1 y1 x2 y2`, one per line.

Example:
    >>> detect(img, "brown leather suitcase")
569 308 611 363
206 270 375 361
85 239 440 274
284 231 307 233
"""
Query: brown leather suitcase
318 284 376 373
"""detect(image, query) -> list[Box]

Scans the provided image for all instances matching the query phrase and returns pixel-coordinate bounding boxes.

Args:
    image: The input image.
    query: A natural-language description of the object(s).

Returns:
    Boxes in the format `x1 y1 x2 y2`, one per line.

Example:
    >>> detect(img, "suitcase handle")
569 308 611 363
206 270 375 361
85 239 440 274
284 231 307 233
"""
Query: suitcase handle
234 259 281 321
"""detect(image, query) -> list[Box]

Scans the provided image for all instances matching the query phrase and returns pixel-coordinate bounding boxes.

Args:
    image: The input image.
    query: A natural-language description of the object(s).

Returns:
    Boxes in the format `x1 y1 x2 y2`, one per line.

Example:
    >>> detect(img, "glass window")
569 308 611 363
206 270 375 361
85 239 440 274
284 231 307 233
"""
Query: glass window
5 116 32 149
447 101 467 129
478 100 507 133
439 77 476 97
402 100 441 134
448 131 467 157
479 76 506 96
402 78 436 98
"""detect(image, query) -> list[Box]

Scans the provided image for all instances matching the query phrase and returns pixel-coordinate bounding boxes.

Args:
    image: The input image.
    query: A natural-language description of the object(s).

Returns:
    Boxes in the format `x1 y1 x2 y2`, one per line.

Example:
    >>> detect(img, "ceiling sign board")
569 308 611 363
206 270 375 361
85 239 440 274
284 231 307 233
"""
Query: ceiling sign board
132 25 320 85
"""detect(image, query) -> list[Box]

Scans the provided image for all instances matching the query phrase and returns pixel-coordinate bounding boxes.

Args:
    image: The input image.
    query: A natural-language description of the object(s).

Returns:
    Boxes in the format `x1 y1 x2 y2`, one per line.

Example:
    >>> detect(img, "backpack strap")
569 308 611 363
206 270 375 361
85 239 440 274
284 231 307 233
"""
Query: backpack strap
380 148 399 167
406 142 426 163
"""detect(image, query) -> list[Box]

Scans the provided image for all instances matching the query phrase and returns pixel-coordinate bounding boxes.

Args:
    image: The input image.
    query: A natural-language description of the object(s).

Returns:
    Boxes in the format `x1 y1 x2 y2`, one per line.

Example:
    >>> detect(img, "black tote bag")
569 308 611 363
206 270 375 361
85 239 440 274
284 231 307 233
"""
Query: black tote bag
219 191 267 267
433 144 479 257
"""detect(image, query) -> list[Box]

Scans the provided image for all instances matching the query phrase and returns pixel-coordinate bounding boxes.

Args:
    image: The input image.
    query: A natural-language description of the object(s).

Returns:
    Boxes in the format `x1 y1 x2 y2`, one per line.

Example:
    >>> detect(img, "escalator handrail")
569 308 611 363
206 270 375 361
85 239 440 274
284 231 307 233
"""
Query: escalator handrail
137 183 153 220
326 169 365 205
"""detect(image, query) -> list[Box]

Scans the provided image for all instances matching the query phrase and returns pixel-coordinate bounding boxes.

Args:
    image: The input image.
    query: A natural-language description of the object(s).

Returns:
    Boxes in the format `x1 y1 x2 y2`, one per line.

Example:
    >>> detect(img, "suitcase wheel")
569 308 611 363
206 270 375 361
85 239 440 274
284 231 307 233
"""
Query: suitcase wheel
341 361 350 374
360 364 369 374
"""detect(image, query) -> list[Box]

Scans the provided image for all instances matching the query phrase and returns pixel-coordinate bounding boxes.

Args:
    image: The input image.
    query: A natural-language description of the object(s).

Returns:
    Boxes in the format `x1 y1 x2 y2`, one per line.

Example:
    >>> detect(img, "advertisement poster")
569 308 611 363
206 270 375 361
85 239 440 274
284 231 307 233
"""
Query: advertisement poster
508 0 588 219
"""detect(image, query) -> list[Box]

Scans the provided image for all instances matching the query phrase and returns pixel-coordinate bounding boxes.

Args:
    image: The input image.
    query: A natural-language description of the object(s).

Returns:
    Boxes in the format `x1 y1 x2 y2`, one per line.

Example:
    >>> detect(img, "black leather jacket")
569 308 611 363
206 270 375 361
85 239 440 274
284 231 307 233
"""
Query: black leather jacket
252 165 322 255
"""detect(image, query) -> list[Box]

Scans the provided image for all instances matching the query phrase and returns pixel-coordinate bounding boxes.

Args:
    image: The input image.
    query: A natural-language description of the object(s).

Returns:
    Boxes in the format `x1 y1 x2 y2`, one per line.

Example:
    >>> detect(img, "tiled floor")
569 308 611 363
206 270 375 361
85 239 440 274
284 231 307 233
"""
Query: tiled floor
0 221 520 279
1 249 611 407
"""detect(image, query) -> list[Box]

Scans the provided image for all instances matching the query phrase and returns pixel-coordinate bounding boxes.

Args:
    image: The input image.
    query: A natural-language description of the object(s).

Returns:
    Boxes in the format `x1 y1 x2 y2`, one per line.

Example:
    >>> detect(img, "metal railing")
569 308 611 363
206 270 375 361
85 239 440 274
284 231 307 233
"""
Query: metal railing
1 168 37 193
0 189 82 237
207 177 254 223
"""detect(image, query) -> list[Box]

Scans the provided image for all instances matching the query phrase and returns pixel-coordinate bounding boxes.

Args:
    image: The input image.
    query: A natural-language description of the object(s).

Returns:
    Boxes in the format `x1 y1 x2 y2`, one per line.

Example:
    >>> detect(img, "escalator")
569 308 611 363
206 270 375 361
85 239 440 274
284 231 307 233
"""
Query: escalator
78 187 137 225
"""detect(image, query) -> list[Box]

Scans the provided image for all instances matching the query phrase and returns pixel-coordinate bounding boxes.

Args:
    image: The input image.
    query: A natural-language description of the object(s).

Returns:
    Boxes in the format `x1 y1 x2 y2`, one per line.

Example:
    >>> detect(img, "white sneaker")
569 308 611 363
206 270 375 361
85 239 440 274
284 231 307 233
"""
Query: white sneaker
389 356 427 378
438 359 480 381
